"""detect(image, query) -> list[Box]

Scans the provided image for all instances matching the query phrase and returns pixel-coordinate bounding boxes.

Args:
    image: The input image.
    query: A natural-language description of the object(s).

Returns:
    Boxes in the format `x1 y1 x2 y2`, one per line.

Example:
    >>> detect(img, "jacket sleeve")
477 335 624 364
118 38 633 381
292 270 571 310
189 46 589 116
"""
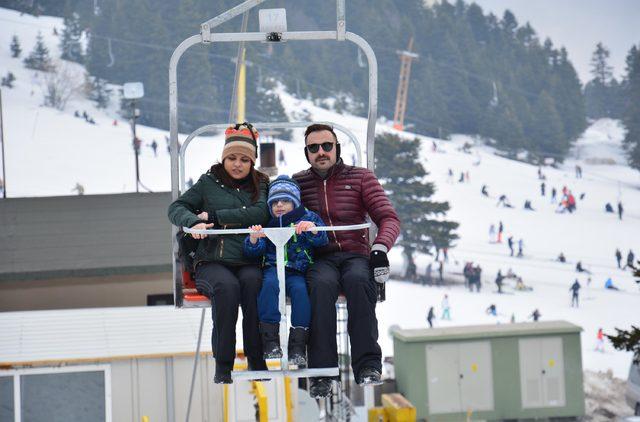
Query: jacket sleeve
215 180 270 228
304 211 329 248
244 236 266 258
167 177 204 228
361 169 401 251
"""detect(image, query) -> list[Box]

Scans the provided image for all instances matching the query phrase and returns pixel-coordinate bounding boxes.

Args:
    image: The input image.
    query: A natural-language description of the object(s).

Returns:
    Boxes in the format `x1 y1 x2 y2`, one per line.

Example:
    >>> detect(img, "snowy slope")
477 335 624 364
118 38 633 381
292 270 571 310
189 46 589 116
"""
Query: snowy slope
1 7 639 379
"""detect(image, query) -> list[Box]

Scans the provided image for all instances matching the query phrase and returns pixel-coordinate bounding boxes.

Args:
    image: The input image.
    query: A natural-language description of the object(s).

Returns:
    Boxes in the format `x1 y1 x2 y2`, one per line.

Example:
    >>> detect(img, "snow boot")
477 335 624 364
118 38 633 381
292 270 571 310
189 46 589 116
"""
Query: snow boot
259 322 282 360
356 367 382 386
288 327 309 367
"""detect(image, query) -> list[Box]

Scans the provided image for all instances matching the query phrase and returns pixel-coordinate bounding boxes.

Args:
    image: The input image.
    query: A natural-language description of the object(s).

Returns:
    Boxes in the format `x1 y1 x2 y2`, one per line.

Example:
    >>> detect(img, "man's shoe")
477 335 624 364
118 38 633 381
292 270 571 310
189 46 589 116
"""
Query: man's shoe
309 377 333 398
356 367 382 386
214 369 232 384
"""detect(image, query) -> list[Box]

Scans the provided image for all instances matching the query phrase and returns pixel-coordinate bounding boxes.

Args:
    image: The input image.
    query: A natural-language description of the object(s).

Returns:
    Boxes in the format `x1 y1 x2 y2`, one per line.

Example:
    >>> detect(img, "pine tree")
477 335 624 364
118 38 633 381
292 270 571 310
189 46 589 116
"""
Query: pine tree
1 72 16 88
60 11 84 63
585 42 621 118
590 42 613 84
622 45 640 170
23 32 53 71
86 76 111 108
10 35 22 58
374 132 458 275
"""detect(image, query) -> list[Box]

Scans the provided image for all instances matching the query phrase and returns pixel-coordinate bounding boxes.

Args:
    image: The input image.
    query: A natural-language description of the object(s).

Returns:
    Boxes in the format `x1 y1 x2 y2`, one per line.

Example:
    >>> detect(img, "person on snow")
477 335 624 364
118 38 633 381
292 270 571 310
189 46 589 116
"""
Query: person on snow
481 185 489 197
441 294 451 320
558 252 567 263
551 187 557 203
495 270 505 293
540 182 546 196
529 309 541 322
524 200 535 211
570 279 581 308
486 304 497 316
497 194 513 208
244 175 328 368
498 221 504 243
517 238 524 257
489 224 496 243
618 201 624 220
605 202 614 213
615 248 623 269
150 140 158 157
604 277 620 290
624 250 635 270
293 124 400 397
508 236 514 257
426 306 435 328
167 123 270 384
595 328 605 352
576 261 591 274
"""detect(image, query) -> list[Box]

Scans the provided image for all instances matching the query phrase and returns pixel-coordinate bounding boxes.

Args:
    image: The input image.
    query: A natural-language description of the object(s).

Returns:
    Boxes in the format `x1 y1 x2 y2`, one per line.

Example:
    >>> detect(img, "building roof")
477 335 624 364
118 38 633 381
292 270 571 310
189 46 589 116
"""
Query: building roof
391 321 582 343
0 193 173 281
0 306 213 367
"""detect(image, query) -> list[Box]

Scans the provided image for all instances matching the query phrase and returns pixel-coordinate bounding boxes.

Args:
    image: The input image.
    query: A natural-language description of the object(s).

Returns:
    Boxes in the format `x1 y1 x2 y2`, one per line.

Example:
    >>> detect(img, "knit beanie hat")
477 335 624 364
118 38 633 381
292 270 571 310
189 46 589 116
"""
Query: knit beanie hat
222 123 258 164
267 175 301 213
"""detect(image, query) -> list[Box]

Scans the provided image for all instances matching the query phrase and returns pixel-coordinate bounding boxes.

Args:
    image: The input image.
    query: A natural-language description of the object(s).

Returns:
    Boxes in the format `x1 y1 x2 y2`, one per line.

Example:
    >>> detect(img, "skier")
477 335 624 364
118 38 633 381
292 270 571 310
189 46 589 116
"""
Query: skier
529 309 541 322
426 306 435 328
615 248 622 269
618 201 624 220
569 279 581 307
481 185 489 197
540 182 546 196
517 238 524 257
497 221 504 243
150 140 158 157
485 304 497 316
441 294 451 320
508 236 514 257
624 250 635 270
595 328 605 352
495 270 504 293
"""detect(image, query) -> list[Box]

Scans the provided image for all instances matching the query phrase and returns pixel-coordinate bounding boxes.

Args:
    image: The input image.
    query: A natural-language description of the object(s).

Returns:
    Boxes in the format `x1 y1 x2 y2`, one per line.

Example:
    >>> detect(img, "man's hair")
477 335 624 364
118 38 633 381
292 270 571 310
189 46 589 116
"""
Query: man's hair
304 124 338 144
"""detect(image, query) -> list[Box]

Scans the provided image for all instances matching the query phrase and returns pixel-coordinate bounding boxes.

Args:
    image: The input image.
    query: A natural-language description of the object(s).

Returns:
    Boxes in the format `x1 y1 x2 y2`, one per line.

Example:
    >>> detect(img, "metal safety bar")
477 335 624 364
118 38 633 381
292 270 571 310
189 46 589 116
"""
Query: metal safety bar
184 223 370 382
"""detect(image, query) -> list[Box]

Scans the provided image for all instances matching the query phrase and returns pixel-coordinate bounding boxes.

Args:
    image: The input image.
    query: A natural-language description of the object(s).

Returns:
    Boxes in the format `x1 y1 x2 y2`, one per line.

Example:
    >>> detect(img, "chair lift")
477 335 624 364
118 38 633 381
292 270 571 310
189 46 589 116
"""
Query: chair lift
168 0 379 416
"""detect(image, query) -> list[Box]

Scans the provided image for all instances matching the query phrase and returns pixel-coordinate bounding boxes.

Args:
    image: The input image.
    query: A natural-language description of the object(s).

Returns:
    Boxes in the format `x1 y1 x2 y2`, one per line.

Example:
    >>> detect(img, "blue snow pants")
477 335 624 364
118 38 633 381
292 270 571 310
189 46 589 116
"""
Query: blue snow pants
258 266 311 328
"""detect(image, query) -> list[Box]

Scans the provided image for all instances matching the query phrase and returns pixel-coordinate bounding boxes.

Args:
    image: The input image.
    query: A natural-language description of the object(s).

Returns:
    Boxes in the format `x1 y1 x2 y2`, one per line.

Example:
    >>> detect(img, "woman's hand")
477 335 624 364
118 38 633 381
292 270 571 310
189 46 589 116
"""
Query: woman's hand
197 211 209 221
190 222 214 239
295 220 317 235
249 225 265 244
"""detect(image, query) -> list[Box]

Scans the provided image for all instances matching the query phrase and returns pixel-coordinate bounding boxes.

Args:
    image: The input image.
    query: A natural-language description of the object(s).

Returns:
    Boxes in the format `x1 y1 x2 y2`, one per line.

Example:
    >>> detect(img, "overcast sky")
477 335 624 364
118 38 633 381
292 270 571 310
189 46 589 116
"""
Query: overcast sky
471 0 640 83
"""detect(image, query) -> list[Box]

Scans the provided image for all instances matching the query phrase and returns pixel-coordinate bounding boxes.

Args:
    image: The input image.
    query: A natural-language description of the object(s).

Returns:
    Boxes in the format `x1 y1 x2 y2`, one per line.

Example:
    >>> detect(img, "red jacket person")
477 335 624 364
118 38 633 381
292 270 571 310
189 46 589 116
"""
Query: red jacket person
293 124 400 398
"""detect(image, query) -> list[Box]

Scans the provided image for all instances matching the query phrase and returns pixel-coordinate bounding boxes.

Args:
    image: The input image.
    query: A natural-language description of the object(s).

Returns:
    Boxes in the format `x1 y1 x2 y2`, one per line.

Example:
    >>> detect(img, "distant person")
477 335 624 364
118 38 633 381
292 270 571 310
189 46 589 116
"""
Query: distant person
517 238 524 257
458 172 465 183
579 192 586 200
495 270 504 293
481 185 489 197
508 236 514 257
425 263 433 285
615 248 622 269
497 221 504 243
604 278 619 290
441 294 451 320
624 250 635 270
570 279 581 307
443 247 449 262
438 260 444 285
557 252 567 263
595 328 605 352
72 182 85 195
575 164 582 178
278 149 286 166
550 187 557 203
186 178 194 189
540 182 546 196
497 195 513 208
605 203 614 213
575 261 591 274
150 140 158 157
524 200 535 211
485 304 497 316
617 201 623 220
488 224 496 243
529 309 541 322
426 306 435 328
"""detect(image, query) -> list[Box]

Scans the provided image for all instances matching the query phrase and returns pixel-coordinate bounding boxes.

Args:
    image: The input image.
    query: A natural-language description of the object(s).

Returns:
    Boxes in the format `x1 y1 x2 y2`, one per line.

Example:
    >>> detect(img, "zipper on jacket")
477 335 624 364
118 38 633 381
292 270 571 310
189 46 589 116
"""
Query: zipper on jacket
219 225 226 258
323 180 341 251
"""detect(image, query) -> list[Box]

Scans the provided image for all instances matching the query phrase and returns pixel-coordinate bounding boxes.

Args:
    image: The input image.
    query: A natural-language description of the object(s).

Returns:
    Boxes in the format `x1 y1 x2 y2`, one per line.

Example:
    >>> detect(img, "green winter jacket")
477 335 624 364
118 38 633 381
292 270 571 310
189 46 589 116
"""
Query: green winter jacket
168 170 270 266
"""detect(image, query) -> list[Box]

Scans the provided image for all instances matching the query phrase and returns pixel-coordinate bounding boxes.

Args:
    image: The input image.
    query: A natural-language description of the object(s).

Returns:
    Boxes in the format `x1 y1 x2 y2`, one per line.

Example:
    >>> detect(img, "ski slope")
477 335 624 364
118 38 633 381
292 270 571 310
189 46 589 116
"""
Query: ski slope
1 7 639 379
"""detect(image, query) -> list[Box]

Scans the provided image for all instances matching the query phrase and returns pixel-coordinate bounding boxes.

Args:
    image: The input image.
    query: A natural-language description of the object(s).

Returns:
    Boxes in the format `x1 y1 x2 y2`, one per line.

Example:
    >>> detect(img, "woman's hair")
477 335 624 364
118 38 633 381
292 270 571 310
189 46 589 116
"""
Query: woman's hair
211 161 269 202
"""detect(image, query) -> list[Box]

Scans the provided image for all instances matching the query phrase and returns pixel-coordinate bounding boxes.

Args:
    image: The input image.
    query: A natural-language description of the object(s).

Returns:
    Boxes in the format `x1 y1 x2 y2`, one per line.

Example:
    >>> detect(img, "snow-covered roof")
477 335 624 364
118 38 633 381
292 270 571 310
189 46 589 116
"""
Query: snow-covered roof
0 306 213 367
392 321 582 343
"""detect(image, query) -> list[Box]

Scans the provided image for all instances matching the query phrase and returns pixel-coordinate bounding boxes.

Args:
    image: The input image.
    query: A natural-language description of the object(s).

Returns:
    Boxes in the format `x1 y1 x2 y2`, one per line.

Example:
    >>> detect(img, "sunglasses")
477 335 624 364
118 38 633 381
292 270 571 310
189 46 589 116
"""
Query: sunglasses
306 142 335 154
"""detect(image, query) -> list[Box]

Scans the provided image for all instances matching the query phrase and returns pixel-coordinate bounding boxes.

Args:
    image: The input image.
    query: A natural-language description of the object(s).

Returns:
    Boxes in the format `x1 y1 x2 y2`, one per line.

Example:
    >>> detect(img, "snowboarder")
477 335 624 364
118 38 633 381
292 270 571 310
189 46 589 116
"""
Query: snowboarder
517 238 524 257
604 278 619 290
497 194 512 208
485 304 497 316
615 248 622 269
495 270 504 293
540 182 546 196
497 221 504 243
151 140 158 157
570 279 581 307
618 201 623 220
481 185 489 197
508 236 514 257
426 307 435 328
595 328 605 352
529 309 541 322
441 294 451 320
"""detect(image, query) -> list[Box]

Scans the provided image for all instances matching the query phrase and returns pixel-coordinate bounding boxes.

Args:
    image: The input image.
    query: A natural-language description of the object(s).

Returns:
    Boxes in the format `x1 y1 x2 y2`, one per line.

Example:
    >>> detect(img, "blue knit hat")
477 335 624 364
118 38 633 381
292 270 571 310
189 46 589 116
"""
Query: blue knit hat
268 175 301 214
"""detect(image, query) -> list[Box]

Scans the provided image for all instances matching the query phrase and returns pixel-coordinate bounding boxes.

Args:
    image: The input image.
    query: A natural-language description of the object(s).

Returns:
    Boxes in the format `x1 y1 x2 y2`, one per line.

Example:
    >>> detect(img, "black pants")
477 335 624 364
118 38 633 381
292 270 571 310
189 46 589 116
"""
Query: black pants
195 262 265 372
306 252 382 378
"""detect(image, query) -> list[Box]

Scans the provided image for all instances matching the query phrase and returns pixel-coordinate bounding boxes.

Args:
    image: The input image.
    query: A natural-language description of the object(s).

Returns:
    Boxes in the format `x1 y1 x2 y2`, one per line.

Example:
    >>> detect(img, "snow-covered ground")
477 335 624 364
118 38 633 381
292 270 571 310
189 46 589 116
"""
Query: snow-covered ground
1 7 639 384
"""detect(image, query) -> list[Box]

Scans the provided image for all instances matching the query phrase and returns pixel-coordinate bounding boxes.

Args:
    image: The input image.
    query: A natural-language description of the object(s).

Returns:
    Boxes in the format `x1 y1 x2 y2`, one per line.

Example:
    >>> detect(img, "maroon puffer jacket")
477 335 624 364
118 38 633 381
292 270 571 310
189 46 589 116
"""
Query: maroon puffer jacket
293 161 400 257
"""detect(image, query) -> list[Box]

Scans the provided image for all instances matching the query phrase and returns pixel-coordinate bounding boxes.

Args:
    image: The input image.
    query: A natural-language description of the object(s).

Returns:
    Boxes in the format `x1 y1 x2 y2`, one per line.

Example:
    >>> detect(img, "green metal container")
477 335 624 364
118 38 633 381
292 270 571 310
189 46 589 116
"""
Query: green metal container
392 321 585 421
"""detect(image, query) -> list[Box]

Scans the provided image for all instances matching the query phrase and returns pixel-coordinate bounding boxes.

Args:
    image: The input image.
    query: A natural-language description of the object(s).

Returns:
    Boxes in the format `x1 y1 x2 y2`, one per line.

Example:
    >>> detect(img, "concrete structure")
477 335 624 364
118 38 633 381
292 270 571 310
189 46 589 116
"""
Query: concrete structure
392 321 585 421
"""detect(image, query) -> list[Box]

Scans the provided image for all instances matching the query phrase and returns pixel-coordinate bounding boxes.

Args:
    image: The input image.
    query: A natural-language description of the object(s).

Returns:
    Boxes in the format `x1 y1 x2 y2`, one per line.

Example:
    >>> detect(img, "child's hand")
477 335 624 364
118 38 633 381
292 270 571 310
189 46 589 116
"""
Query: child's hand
295 221 317 235
249 225 265 244
197 211 209 221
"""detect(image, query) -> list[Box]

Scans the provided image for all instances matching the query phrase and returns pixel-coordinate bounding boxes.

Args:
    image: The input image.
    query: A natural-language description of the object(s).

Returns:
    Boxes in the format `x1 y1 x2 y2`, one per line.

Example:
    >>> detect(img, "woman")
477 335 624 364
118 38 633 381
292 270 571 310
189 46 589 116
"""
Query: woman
168 123 270 384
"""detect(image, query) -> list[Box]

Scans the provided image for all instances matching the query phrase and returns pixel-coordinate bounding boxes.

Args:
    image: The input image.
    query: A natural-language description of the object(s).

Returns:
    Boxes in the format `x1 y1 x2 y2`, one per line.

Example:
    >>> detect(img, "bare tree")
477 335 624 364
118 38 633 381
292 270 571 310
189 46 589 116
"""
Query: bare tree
41 61 83 110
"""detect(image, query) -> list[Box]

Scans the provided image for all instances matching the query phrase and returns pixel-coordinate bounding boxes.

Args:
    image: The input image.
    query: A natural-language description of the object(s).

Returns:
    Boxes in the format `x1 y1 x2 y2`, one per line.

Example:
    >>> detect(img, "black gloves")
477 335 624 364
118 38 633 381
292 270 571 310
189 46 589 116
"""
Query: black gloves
370 250 390 283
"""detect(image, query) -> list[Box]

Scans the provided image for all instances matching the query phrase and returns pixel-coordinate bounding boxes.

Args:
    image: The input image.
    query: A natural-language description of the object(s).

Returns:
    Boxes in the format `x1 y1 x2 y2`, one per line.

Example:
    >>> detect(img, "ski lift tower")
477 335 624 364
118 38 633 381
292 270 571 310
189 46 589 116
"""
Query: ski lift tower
169 1 380 419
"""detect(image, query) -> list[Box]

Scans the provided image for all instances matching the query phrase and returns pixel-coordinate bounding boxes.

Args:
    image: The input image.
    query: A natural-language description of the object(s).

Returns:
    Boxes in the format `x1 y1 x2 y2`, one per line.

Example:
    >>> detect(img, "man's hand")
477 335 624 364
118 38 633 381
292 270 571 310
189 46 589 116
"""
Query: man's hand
190 222 214 239
370 250 390 283
249 225 265 244
295 220 317 235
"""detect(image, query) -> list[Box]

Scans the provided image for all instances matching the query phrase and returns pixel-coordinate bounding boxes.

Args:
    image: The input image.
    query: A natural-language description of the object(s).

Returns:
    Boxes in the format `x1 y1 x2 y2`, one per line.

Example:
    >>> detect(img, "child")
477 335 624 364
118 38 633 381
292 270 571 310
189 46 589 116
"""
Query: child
244 175 328 367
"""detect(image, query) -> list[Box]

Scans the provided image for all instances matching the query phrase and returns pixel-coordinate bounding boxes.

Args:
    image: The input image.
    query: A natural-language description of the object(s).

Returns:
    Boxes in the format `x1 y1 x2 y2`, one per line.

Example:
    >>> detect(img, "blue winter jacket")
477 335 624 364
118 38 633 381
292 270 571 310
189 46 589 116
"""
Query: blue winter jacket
243 205 328 273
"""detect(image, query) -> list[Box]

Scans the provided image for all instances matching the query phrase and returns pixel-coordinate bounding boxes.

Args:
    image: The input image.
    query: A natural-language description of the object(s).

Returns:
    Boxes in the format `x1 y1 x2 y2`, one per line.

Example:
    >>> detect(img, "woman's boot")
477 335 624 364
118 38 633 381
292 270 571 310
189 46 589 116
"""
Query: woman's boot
288 327 309 367
259 322 282 359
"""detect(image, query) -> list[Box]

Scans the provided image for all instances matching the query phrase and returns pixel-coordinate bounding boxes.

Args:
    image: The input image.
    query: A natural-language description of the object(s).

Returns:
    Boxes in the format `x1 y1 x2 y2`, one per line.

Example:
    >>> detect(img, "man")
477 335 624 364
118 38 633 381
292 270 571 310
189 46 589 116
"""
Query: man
570 279 581 308
293 124 400 398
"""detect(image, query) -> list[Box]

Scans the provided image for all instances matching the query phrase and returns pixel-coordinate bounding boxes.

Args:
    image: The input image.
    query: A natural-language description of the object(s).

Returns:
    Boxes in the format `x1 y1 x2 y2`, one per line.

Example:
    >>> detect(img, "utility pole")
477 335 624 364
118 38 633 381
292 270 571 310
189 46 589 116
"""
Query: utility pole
0 89 5 198
130 99 140 193
393 37 419 131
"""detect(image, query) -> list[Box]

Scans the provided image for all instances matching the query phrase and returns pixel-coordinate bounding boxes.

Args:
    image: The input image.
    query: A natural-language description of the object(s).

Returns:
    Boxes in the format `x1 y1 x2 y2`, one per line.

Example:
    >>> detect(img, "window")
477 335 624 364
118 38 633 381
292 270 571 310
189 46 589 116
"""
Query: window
0 365 111 422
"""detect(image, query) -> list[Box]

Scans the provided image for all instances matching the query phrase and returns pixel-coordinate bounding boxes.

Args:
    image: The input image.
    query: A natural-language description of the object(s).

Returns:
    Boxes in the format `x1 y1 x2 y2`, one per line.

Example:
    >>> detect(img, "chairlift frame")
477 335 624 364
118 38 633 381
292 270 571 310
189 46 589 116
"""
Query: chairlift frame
168 0 380 414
